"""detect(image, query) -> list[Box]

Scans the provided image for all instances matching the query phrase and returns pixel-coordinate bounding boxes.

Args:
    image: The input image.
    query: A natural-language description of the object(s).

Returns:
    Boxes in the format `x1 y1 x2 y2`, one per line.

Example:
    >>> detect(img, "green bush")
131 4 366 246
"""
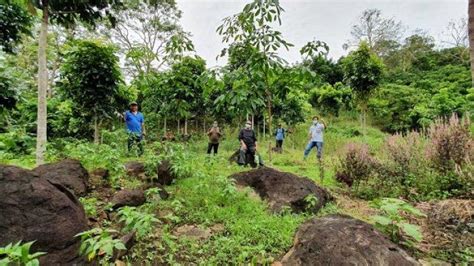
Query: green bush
0 241 46 266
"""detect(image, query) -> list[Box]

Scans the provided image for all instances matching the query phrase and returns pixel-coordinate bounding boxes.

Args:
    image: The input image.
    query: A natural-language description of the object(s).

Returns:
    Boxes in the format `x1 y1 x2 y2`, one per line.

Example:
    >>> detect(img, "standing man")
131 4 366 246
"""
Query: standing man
238 120 263 167
274 123 285 153
207 121 222 155
304 116 326 161
123 102 145 156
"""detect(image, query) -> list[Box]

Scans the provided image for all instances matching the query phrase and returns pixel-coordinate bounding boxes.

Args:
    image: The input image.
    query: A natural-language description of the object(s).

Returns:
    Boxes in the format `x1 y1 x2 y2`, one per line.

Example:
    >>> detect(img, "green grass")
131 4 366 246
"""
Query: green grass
1 117 388 264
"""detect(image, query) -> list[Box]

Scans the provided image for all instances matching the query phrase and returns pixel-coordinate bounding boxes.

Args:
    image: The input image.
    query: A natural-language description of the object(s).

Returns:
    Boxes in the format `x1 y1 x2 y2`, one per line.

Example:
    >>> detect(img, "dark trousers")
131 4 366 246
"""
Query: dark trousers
207 143 219 155
276 139 283 148
238 146 264 167
128 132 144 156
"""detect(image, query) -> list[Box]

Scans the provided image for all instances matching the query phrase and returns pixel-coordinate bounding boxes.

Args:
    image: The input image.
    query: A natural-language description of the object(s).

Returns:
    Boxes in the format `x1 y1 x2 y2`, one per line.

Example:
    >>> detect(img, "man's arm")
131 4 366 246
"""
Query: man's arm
239 130 247 150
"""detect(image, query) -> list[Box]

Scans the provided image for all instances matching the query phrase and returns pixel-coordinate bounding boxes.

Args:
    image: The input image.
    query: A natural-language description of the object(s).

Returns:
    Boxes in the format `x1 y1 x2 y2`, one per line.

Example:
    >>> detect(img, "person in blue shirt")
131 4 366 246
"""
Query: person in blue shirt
304 116 326 161
123 102 146 156
274 124 285 153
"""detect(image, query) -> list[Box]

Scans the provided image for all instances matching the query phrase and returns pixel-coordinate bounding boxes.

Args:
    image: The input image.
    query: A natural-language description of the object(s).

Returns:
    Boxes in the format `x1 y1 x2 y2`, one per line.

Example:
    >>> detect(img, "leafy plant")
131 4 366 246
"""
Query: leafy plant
79 197 98 217
304 194 319 211
336 142 377 188
117 207 159 239
370 198 425 246
0 241 46 266
75 228 126 263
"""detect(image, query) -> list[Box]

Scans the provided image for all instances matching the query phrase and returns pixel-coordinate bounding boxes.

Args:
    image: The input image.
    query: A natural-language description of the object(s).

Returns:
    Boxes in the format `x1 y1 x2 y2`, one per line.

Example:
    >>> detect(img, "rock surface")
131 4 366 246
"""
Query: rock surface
281 214 419 266
124 161 146 179
157 160 176 186
231 167 332 213
0 164 88 264
111 189 146 209
34 159 89 196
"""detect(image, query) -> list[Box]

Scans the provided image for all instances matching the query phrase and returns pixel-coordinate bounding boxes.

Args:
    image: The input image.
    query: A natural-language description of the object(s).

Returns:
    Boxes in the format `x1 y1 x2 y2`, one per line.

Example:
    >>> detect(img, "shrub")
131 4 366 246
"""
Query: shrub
76 228 126 262
427 114 472 172
335 143 377 188
117 206 159 239
0 241 46 266
370 198 425 248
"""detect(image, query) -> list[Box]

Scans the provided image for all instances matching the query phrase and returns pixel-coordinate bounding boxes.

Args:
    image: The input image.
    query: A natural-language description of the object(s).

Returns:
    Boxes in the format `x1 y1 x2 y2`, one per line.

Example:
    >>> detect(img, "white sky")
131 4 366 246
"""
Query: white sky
176 0 468 67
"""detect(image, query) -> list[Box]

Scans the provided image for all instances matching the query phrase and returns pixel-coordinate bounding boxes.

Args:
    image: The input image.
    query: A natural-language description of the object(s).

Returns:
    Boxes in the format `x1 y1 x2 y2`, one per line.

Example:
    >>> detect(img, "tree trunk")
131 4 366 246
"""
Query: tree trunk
184 118 188 135
469 0 474 86
177 119 180 134
93 116 100 144
251 115 254 130
36 3 49 165
267 96 273 162
263 117 266 137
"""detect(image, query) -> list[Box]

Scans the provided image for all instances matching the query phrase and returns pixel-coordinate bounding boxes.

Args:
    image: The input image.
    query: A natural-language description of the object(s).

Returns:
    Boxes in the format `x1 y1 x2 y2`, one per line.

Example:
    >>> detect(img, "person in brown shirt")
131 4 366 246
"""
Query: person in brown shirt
207 121 222 155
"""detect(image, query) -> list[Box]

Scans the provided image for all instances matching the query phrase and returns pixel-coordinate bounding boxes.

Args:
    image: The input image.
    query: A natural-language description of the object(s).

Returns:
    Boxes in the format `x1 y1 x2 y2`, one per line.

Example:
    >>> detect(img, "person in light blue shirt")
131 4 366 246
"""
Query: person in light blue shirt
274 124 285 153
123 102 145 156
304 116 326 160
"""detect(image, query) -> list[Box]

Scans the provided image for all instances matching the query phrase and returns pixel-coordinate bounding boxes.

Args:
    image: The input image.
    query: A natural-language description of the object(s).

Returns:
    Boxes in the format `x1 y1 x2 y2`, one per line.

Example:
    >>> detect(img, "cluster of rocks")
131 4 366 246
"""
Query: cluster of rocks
0 158 175 264
230 167 419 266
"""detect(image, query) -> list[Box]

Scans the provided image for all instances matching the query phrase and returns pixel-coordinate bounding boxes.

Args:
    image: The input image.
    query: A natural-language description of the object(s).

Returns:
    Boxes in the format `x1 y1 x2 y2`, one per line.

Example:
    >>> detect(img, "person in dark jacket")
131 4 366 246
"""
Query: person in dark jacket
238 120 263 167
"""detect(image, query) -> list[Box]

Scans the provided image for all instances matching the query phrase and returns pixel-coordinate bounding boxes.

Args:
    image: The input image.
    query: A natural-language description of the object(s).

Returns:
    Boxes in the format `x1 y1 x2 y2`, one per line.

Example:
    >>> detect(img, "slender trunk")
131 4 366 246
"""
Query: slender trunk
267 95 273 162
36 3 49 165
93 116 100 144
203 120 206 134
177 119 180 134
263 117 266 137
469 0 474 86
184 118 188 135
251 115 254 130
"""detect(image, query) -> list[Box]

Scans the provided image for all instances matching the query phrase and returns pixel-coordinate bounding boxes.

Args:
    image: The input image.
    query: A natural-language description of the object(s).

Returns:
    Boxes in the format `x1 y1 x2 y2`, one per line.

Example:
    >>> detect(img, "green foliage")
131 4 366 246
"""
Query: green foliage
79 197 98 217
342 42 384 102
142 56 206 122
58 39 124 139
76 228 126 262
0 127 34 154
309 82 352 116
117 206 159 239
0 241 46 266
0 1 33 54
370 198 425 246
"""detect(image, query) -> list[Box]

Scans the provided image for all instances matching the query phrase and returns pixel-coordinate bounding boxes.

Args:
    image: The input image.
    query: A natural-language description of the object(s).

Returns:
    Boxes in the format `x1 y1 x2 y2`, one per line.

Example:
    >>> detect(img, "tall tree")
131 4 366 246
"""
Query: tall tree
58 40 123 143
350 9 404 56
342 42 384 134
468 0 474 86
28 0 120 165
217 0 293 159
107 0 189 78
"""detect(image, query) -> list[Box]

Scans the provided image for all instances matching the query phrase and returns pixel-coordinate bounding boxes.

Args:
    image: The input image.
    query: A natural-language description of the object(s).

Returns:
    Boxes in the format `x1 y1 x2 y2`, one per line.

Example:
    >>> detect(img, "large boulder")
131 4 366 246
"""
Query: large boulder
34 159 89 197
281 214 419 265
0 165 88 264
111 189 146 209
230 167 332 213
157 160 176 186
124 161 146 179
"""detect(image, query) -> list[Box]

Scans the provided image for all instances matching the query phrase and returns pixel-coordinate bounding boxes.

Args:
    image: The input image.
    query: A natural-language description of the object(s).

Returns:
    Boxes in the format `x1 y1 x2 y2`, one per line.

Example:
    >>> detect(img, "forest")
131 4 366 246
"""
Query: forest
0 0 473 265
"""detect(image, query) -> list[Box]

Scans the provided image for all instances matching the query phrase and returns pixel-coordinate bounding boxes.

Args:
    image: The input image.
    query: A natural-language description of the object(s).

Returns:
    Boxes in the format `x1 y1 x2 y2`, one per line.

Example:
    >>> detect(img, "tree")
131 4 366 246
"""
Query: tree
217 0 294 159
442 17 468 48
58 40 123 143
107 0 189 78
0 1 33 54
142 56 206 136
342 42 384 133
350 9 404 56
468 0 474 87
27 0 120 165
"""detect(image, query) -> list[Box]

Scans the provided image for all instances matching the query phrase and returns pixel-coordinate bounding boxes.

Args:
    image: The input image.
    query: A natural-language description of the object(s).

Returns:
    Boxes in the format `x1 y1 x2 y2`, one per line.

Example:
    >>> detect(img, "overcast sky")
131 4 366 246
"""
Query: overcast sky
176 0 468 67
